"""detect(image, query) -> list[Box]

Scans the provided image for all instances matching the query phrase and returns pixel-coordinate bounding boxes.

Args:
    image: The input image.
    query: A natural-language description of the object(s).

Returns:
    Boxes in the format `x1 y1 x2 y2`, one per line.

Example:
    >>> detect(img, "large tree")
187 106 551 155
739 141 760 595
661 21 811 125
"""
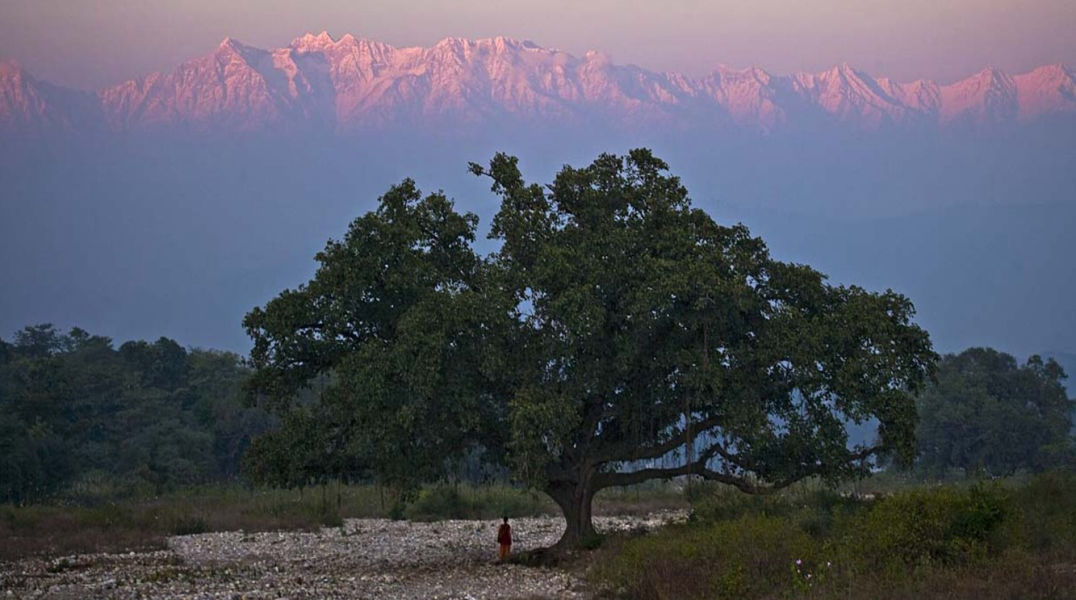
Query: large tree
244 150 936 548
244 180 508 494
916 347 1074 476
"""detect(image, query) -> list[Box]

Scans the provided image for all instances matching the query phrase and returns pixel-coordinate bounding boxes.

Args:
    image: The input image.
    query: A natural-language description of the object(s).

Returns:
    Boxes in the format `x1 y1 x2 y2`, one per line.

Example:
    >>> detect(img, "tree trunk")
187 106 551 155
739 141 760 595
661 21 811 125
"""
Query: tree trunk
547 478 597 550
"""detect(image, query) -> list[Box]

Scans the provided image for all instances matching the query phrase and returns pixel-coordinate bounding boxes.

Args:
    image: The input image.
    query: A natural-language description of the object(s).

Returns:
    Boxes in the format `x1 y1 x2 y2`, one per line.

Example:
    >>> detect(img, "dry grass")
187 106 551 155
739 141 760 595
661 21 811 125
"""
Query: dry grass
821 551 1076 600
0 483 379 562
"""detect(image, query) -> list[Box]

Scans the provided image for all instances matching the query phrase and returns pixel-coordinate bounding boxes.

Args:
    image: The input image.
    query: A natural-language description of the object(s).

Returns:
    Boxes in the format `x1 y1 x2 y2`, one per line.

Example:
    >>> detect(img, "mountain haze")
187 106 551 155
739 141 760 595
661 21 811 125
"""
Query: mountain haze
2 32 1075 136
0 32 1073 363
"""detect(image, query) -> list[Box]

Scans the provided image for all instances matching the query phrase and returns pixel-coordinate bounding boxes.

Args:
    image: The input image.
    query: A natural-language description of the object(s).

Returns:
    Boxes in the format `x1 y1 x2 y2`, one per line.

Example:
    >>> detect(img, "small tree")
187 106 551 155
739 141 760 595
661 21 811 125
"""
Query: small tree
244 150 937 548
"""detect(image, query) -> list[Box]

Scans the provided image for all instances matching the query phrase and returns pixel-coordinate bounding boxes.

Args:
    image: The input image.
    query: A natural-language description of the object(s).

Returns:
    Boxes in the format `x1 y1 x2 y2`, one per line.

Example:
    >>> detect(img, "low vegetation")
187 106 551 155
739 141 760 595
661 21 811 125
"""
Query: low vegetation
589 471 1076 599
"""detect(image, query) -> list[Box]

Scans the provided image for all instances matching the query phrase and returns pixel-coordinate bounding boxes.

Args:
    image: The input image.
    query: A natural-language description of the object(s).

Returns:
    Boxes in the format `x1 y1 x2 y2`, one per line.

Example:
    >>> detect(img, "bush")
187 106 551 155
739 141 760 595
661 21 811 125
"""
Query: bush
691 484 866 539
407 486 467 520
404 484 551 520
848 483 1012 568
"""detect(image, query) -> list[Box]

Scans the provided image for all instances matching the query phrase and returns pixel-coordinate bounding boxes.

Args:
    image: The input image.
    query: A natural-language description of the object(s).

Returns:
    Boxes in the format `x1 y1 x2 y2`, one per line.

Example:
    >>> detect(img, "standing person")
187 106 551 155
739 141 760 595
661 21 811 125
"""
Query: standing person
497 516 512 562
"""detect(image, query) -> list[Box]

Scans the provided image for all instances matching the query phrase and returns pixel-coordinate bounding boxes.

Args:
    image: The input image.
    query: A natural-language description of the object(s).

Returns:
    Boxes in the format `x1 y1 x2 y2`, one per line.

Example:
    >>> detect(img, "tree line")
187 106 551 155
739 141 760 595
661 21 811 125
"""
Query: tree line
0 324 273 503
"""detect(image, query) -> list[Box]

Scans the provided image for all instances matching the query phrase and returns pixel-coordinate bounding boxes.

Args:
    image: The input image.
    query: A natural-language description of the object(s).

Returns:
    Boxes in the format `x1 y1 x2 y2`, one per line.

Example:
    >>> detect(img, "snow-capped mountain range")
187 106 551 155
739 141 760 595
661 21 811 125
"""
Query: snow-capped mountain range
2 32 1074 136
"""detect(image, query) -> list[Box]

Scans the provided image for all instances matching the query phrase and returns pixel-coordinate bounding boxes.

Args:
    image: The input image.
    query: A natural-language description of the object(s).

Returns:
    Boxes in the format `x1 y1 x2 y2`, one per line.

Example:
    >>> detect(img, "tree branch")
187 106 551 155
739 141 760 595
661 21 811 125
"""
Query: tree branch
591 443 885 494
590 413 726 466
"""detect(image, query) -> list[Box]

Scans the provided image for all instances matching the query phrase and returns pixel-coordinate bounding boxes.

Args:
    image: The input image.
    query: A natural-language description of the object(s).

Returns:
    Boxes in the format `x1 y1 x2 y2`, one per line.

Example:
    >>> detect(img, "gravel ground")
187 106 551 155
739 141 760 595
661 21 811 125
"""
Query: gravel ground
0 511 685 599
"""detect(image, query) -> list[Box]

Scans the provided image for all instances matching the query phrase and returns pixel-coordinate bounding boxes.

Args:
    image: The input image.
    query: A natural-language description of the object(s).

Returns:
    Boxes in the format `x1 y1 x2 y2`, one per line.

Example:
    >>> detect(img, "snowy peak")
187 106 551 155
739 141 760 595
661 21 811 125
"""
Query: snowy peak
804 63 915 126
95 35 337 132
0 60 102 133
2 35 1074 136
0 60 47 131
940 67 1018 125
875 78 941 115
291 30 337 51
701 65 787 131
1013 63 1076 120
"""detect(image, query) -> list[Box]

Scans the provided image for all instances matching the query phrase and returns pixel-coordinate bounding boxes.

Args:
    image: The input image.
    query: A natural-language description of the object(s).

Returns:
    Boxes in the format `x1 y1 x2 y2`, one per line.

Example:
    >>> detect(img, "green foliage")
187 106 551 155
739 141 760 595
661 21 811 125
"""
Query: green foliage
0 324 273 503
592 473 1076 600
403 484 552 521
403 486 466 520
244 149 936 547
241 406 362 489
244 180 505 494
476 149 934 544
691 484 864 539
849 484 1012 568
916 348 1075 475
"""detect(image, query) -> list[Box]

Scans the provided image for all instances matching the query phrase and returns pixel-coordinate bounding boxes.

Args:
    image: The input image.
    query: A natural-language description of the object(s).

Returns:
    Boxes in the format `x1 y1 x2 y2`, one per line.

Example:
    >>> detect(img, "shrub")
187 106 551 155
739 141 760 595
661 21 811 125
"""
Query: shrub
691 484 867 539
407 486 467 520
404 484 552 520
844 483 1012 569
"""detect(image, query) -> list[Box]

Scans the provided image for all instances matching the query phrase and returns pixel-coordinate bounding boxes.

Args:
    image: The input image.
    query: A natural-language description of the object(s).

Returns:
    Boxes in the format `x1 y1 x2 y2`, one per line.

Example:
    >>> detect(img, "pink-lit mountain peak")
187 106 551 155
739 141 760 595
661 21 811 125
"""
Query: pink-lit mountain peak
1 34 1074 135
214 36 265 61
0 58 22 75
965 65 1015 90
291 30 337 49
712 64 772 83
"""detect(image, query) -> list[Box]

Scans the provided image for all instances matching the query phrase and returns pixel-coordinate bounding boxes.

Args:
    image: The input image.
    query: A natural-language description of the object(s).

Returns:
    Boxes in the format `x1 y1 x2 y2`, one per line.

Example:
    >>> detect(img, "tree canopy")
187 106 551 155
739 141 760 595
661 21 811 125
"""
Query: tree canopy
916 347 1074 476
0 324 271 503
244 180 508 493
244 150 937 547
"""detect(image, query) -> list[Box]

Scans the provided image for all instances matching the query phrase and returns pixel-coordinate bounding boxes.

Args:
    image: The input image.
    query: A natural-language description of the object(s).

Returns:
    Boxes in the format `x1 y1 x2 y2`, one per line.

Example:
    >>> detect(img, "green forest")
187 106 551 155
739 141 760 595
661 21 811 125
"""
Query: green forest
0 324 272 503
2 323 1071 508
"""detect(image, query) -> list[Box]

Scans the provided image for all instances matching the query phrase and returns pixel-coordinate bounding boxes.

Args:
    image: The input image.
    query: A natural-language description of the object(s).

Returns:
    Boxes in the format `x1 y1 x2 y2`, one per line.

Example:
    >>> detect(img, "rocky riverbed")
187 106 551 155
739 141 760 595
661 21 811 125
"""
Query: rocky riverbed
0 512 685 599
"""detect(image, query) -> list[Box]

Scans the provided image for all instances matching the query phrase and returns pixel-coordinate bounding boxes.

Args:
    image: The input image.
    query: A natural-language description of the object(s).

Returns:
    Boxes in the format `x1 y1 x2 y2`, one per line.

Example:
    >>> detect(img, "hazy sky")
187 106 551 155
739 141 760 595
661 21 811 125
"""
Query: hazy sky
1 0 1074 90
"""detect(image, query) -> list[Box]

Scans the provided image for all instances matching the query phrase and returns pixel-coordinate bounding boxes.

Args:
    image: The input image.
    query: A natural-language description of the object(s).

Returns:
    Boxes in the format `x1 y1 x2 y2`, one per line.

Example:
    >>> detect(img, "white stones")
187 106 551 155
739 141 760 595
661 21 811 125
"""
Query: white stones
0 511 685 599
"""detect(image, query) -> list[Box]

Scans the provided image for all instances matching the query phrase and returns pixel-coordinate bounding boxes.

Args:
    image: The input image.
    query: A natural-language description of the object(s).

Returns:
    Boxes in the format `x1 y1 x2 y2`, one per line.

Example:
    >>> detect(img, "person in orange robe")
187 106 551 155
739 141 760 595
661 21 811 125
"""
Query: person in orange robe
497 516 512 561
